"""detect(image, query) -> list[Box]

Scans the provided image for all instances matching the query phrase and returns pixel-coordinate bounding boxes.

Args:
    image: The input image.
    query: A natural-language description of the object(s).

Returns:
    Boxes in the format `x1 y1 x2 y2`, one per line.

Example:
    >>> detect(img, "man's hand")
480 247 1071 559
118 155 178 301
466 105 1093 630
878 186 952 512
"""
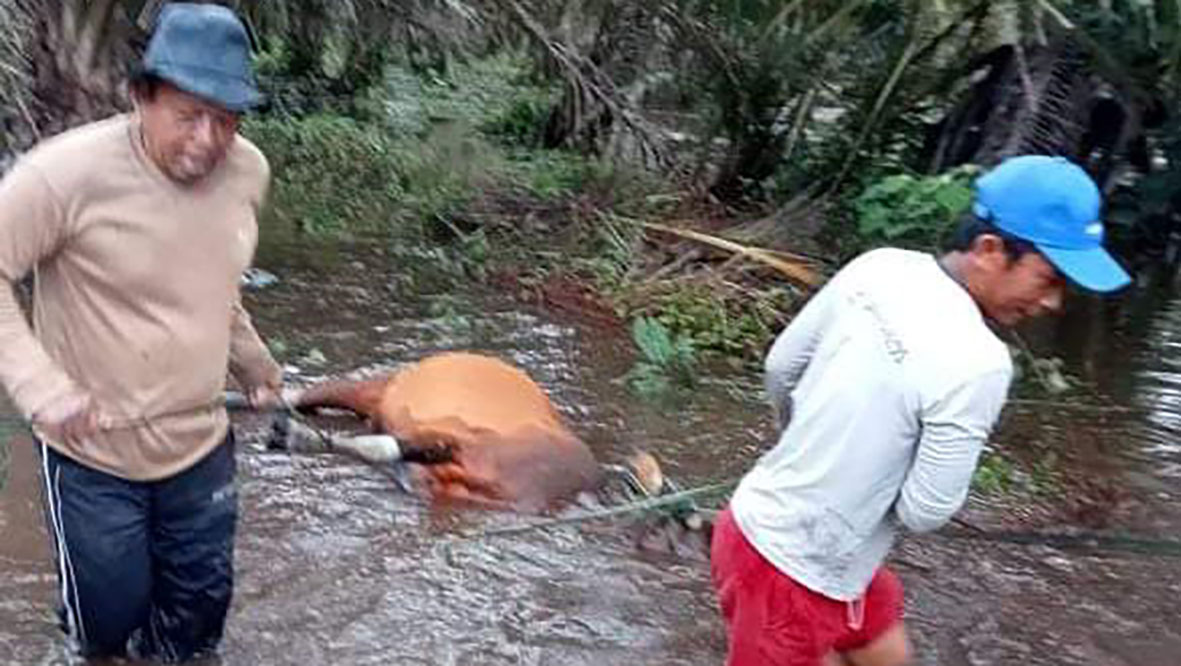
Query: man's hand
34 391 106 444
246 383 285 411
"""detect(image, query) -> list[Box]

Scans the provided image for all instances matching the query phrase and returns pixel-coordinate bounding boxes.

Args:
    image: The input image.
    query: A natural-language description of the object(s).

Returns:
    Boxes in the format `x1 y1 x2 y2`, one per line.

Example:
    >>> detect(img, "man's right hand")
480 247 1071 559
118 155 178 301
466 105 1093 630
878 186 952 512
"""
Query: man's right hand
34 391 105 444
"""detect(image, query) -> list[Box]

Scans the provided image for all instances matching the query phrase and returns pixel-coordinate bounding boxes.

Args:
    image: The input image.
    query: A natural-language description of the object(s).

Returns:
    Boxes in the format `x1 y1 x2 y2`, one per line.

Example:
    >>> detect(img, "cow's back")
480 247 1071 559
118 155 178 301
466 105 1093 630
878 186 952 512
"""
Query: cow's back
379 352 565 435
380 352 600 509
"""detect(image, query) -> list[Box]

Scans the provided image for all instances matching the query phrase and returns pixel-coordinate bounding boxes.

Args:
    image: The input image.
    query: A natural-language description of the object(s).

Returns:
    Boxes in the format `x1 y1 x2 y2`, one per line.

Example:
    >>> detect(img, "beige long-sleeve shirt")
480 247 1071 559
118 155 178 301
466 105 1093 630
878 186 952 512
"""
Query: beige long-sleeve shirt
0 113 281 480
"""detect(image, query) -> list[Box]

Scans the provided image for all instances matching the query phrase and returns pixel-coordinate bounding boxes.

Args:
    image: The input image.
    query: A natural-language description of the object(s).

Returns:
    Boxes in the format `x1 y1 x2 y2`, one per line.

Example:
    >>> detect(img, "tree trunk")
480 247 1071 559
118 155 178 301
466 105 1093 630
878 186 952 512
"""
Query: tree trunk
21 0 141 138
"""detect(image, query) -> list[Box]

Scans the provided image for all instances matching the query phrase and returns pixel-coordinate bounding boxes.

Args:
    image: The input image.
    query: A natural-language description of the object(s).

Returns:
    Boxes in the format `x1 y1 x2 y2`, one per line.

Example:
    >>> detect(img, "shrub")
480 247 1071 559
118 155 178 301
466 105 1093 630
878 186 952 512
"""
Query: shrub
244 115 405 235
852 165 979 251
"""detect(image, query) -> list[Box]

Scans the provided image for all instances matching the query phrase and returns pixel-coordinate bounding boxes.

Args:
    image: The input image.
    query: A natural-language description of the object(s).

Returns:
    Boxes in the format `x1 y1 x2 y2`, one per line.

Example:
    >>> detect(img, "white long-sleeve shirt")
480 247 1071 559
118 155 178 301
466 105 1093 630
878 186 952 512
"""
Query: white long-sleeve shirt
731 248 1012 601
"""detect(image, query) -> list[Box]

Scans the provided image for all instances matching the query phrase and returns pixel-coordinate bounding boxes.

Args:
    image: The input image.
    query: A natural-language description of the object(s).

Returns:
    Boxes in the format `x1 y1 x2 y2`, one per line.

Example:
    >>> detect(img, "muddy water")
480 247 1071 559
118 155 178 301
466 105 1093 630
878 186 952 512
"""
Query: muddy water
1 237 1179 665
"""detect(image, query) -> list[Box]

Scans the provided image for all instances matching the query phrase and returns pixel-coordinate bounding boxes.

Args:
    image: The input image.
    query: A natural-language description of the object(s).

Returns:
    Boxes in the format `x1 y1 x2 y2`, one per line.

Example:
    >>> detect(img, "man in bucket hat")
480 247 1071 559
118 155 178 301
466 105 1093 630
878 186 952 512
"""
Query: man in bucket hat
712 155 1129 666
0 4 281 660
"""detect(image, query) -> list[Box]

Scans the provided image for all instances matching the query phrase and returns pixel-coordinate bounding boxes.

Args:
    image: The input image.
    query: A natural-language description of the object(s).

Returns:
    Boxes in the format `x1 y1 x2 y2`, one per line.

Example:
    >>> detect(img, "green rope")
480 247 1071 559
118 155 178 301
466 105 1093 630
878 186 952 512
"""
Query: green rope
454 475 1181 561
457 480 738 540
944 527 1181 558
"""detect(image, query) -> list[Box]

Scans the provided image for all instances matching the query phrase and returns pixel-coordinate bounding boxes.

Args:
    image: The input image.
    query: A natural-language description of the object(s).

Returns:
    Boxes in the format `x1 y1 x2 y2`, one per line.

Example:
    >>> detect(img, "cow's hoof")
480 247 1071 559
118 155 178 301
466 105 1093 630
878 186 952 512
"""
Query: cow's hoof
266 412 291 451
624 450 665 497
268 415 332 454
400 440 456 465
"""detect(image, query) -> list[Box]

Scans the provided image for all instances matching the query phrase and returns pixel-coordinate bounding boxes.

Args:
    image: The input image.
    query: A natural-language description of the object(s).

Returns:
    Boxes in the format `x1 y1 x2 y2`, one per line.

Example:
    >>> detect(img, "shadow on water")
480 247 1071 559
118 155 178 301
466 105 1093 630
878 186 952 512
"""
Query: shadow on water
1 232 1179 664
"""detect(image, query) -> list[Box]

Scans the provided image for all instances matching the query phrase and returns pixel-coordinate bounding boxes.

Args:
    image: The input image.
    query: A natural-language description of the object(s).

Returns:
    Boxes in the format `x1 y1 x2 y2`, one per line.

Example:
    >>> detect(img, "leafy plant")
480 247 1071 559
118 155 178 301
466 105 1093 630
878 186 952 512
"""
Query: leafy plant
427 294 475 335
481 95 553 146
243 114 406 235
852 164 979 250
648 284 782 361
972 449 1016 495
1010 350 1080 397
627 316 697 399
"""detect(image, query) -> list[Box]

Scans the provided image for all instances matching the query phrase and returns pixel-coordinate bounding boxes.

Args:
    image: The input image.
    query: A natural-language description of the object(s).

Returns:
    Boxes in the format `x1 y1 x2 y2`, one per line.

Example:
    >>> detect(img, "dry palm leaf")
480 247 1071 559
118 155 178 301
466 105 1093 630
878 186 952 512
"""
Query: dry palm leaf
641 221 825 288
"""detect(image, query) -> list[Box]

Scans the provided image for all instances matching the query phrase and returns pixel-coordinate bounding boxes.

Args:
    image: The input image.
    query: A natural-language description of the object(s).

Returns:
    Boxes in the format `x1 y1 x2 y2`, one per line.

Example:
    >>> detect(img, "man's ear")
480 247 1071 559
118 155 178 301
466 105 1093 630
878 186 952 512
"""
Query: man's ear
970 233 1009 270
128 86 144 115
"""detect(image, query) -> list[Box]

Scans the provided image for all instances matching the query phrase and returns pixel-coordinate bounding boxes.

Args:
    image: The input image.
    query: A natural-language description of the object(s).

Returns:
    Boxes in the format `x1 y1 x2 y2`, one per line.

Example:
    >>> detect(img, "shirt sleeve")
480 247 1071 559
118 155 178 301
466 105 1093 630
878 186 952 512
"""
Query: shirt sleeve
0 161 81 419
764 282 837 428
894 368 1011 532
228 298 282 392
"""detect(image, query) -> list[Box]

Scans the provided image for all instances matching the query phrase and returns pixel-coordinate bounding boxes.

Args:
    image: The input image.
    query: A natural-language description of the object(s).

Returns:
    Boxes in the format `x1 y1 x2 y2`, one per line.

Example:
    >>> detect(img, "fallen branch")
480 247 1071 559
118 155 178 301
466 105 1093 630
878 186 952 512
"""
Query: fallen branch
642 248 703 284
641 221 825 288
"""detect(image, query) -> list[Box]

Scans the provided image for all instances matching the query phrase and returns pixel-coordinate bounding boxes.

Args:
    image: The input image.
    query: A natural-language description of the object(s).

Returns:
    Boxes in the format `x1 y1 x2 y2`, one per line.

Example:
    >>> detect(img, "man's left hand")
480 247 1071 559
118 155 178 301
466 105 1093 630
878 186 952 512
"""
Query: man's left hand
246 383 285 411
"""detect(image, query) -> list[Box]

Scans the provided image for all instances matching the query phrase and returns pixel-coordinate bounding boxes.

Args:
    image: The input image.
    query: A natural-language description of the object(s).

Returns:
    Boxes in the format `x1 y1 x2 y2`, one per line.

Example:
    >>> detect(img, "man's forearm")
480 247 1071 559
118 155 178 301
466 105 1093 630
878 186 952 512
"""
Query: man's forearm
0 280 79 419
894 432 984 533
228 300 282 391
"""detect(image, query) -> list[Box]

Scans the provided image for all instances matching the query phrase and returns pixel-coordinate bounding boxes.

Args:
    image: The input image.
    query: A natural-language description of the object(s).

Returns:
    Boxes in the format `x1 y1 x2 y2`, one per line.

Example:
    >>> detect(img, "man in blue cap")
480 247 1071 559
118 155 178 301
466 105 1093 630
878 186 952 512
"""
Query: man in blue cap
712 155 1129 666
0 4 281 660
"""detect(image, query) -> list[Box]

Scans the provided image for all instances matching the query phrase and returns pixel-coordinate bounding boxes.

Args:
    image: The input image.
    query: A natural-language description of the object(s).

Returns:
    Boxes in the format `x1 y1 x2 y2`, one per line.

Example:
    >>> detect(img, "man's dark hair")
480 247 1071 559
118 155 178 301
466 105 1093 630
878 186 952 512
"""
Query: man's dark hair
128 69 166 102
946 212 1038 262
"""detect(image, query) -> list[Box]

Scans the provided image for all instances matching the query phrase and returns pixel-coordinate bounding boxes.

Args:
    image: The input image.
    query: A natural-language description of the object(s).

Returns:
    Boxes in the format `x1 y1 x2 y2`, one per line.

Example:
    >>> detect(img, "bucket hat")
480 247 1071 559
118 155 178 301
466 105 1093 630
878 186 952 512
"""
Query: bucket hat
141 3 261 112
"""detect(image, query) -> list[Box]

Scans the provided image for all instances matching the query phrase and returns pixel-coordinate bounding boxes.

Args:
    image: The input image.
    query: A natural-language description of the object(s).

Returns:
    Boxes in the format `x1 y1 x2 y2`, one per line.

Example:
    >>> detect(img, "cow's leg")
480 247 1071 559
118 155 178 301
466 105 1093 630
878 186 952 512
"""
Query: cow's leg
269 416 452 465
285 376 390 417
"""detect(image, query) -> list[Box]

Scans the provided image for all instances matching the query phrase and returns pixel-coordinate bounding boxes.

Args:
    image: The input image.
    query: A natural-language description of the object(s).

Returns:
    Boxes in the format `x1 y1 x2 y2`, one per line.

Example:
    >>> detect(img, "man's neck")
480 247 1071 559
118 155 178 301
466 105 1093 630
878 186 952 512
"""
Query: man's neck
938 251 1005 329
936 252 970 292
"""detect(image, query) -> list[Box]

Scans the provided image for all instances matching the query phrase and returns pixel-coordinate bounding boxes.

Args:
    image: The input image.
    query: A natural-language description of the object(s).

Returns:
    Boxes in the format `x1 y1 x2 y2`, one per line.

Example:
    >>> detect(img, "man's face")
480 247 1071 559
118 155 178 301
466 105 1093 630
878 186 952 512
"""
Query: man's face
972 236 1066 326
137 83 239 184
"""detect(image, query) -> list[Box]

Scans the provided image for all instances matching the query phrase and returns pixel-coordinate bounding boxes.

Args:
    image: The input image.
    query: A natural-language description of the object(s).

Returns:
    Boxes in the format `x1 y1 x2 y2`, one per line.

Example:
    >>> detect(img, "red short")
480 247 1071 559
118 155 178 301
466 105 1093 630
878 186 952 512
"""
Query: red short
711 506 904 666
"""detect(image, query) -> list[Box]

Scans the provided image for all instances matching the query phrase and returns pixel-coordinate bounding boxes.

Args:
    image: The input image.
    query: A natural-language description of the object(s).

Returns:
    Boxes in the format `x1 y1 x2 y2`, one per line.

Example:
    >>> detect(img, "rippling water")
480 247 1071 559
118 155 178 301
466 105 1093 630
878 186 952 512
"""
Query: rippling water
1 238 1179 665
1130 300 1181 480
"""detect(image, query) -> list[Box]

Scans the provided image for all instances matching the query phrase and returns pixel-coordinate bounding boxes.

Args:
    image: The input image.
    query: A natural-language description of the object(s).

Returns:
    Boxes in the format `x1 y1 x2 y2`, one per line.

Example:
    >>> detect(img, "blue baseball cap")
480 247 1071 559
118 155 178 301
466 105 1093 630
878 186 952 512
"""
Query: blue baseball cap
142 3 261 112
973 155 1131 293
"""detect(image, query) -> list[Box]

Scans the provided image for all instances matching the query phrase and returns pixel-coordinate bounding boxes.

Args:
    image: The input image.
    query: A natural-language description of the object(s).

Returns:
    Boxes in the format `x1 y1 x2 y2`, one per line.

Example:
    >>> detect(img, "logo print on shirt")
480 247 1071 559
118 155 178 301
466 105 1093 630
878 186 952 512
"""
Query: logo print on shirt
852 291 908 364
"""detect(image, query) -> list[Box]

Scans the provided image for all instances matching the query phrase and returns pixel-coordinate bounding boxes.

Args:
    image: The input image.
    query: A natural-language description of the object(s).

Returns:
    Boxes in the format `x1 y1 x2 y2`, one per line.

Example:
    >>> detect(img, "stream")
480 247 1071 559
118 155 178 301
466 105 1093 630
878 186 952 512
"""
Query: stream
1 235 1178 665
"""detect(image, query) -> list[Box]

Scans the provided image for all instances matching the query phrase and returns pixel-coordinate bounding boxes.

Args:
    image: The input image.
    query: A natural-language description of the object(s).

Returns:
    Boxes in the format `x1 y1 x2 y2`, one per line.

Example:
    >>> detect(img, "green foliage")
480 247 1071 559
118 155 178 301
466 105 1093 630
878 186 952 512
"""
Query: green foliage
505 150 612 199
427 294 476 335
627 316 698 399
973 446 1061 498
243 113 490 237
972 449 1016 495
577 214 644 289
405 55 555 137
482 95 552 146
649 284 784 361
852 165 979 251
433 226 492 282
266 335 289 359
243 115 406 235
1010 348 1081 397
243 55 597 239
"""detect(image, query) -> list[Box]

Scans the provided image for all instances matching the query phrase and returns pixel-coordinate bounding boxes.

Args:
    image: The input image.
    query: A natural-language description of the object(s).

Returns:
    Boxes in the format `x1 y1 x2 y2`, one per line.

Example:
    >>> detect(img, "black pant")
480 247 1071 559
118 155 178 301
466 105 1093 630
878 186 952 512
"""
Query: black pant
37 432 238 662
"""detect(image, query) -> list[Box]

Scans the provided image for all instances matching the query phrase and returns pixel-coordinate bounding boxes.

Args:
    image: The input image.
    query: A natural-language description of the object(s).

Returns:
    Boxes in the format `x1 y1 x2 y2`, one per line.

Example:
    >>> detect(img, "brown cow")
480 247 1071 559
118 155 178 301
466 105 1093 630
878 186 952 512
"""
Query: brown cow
276 352 619 512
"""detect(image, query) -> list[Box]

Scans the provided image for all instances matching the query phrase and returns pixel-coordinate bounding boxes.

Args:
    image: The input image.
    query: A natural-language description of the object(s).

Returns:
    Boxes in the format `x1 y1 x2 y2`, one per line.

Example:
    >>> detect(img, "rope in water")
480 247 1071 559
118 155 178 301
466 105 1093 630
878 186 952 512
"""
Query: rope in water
7 407 1180 558
941 524 1181 558
456 476 1181 559
3 391 336 448
457 480 738 540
